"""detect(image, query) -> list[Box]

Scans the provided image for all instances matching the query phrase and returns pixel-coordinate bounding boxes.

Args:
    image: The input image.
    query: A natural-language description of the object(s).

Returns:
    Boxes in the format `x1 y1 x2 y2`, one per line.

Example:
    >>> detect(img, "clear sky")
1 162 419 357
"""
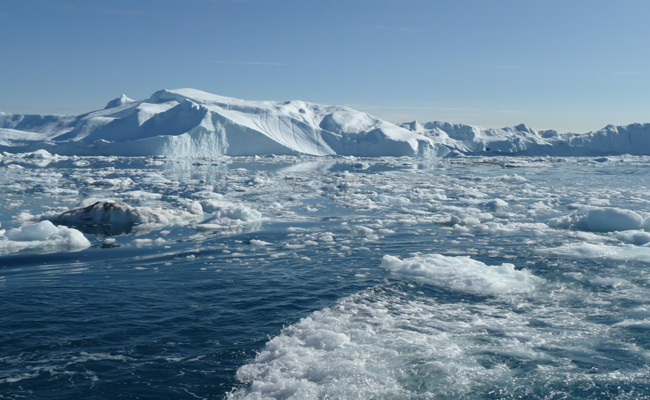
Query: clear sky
1 0 648 133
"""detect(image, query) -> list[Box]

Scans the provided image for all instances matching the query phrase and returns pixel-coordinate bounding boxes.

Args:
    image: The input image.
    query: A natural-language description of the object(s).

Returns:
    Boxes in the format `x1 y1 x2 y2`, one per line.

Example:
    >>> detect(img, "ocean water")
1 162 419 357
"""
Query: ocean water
1 154 650 399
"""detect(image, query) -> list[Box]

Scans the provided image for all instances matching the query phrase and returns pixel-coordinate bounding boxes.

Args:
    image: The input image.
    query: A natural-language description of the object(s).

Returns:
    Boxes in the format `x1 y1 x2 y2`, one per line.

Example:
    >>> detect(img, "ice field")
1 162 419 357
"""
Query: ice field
1 153 650 399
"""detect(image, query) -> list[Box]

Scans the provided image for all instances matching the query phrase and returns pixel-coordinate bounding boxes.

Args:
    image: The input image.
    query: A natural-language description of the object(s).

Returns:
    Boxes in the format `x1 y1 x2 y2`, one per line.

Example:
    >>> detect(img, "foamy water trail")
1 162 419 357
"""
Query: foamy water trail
230 254 650 399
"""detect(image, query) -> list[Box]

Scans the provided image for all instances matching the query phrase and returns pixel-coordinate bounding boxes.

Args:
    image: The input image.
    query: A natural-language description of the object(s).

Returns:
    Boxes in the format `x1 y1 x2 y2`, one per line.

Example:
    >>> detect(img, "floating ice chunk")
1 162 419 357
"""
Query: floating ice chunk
616 230 650 245
122 190 163 200
0 220 90 255
2 149 65 167
375 194 410 206
381 254 541 294
484 198 508 210
585 208 643 232
186 201 203 215
199 200 261 221
196 200 262 233
41 200 202 234
439 215 481 227
549 207 644 232
538 242 650 262
6 220 60 241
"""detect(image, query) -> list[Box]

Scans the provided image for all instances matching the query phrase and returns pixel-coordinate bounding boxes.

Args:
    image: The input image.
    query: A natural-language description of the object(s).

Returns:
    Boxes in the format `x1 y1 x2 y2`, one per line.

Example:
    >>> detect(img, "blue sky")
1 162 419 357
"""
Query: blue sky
1 0 648 132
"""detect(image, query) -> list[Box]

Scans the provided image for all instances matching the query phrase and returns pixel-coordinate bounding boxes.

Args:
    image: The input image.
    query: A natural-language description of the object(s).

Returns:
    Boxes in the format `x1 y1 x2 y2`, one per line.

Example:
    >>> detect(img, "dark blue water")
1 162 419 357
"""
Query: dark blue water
2 155 650 399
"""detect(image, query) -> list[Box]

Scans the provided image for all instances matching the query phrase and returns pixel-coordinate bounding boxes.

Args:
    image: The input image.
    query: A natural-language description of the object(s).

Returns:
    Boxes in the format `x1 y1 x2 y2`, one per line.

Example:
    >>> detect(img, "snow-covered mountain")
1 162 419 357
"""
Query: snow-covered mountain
0 89 439 157
1 89 649 157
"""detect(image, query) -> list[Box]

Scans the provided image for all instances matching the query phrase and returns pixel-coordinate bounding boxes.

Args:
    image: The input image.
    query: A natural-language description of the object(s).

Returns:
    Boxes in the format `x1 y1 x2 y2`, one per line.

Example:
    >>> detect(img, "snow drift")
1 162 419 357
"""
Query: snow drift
0 89 438 157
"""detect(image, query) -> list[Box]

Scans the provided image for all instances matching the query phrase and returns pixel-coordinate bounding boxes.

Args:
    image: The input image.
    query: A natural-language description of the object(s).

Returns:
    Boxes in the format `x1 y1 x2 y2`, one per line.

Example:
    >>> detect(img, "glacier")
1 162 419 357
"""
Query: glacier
1 88 649 157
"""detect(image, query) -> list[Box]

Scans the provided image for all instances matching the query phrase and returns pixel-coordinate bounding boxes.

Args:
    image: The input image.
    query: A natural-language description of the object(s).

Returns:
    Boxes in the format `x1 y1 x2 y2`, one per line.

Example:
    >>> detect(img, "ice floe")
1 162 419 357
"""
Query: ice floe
381 254 542 294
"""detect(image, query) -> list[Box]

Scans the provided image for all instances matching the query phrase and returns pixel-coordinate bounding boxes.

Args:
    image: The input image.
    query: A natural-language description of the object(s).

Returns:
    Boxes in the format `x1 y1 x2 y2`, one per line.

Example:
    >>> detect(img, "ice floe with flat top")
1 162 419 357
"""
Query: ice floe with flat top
381 254 542 294
0 220 90 255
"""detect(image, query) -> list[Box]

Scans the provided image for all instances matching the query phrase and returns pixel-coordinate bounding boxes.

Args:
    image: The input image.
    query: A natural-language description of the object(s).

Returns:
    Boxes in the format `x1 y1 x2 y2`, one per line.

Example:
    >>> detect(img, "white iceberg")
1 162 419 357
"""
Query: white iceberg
41 199 203 234
0 89 438 157
401 121 650 156
0 220 90 255
3 90 650 157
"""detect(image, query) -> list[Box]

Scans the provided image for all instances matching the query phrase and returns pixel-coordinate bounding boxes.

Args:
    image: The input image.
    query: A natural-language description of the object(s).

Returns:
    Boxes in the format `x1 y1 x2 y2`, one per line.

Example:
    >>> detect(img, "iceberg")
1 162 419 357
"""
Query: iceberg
400 121 650 156
0 220 90 255
3 90 649 157
40 199 203 235
0 89 437 157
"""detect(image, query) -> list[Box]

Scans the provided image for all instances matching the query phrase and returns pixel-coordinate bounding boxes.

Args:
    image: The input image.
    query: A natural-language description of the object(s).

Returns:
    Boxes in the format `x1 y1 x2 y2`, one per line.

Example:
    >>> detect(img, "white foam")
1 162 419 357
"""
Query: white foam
230 282 635 399
381 254 542 294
